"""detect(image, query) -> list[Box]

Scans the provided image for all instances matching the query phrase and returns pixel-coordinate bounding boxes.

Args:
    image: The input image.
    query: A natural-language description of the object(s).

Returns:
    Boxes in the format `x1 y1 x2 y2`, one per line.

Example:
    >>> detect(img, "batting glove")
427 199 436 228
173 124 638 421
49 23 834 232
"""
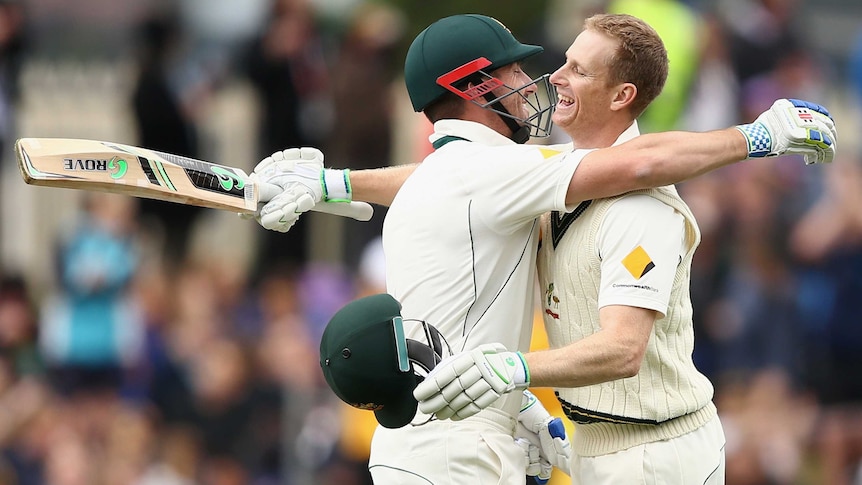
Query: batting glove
517 390 572 477
736 98 837 165
515 436 552 485
252 147 373 232
413 343 530 421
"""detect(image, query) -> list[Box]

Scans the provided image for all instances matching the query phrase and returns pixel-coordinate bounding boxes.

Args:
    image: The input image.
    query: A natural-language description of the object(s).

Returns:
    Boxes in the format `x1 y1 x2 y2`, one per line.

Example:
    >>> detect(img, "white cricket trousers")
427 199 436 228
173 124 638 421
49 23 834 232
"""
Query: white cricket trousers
368 407 525 485
569 415 725 484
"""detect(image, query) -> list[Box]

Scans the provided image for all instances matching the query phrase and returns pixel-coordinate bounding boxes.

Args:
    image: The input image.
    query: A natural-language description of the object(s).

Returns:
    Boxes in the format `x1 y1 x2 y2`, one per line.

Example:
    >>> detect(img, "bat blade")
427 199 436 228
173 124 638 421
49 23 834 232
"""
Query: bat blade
16 137 259 213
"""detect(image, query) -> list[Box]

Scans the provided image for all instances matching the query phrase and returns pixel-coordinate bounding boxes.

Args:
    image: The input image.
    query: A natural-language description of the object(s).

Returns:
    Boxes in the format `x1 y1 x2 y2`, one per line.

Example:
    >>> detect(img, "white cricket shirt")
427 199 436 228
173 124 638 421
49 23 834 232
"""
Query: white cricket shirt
383 119 584 416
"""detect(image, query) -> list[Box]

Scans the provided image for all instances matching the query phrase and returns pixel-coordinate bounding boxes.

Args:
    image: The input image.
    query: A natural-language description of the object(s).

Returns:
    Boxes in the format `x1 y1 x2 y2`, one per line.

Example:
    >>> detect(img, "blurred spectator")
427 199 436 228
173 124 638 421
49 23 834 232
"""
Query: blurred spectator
739 45 825 123
680 11 739 131
253 266 317 484
42 424 92 485
242 0 333 272
296 263 355 342
0 275 41 378
135 425 201 485
328 3 405 269
0 0 23 155
186 338 257 465
718 370 818 485
38 193 144 399
101 405 154 485
0 274 49 485
0 274 44 482
720 0 804 89
147 263 227 427
131 10 208 265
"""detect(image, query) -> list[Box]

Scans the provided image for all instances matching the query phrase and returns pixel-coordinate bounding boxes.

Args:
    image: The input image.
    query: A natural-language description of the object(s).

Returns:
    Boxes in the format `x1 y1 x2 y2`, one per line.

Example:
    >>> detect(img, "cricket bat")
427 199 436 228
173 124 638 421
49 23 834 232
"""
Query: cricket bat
15 137 373 220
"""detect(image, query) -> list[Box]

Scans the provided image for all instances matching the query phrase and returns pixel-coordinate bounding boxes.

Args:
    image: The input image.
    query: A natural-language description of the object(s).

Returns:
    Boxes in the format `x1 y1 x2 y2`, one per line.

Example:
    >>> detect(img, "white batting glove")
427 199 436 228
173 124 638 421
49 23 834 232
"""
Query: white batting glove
413 343 530 421
515 436 552 485
251 147 373 232
517 390 571 477
736 98 836 165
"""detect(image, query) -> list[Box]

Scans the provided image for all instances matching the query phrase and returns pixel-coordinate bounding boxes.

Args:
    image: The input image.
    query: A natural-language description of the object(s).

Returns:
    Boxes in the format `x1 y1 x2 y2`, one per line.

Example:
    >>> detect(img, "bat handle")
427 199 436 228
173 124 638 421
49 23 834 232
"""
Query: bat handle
312 201 374 221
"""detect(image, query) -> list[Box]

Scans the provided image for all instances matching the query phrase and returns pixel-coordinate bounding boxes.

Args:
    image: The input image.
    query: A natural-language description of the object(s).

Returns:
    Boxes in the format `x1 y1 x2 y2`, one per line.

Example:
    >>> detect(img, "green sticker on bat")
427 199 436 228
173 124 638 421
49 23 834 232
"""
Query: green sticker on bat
109 158 128 179
211 166 245 191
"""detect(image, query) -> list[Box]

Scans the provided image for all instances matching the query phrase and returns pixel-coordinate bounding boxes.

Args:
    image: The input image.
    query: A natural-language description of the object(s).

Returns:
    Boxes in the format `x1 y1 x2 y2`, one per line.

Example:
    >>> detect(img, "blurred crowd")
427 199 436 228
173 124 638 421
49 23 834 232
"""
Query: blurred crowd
0 0 861 484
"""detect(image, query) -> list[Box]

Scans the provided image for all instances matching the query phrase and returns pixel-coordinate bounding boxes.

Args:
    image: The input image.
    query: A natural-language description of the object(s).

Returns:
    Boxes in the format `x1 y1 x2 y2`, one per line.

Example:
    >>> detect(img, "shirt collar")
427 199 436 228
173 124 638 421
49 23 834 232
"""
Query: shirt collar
429 119 641 149
429 119 517 147
612 120 640 147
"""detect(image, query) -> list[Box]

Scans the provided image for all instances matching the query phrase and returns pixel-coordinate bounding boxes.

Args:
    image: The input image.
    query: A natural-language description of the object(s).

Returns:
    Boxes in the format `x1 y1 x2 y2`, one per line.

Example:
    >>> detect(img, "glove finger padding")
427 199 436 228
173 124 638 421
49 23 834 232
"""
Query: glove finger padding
449 390 502 421
515 436 551 484
780 100 836 164
414 343 526 420
257 181 282 203
417 362 495 417
414 350 488 402
299 146 324 160
519 390 572 473
801 114 836 165
516 424 552 484
541 417 571 472
258 190 315 232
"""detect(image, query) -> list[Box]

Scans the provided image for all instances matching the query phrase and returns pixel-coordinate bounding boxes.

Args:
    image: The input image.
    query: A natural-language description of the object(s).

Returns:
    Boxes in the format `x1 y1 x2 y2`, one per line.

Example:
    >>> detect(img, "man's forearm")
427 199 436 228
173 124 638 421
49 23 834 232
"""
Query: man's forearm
525 306 655 388
630 128 749 187
566 128 748 205
350 164 418 207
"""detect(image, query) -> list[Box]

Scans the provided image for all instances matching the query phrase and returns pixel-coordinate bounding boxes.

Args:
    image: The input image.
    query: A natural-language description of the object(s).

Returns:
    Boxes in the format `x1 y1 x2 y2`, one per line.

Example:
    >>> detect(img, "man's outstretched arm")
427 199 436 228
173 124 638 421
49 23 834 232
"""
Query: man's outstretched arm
564 98 836 205
350 164 418 206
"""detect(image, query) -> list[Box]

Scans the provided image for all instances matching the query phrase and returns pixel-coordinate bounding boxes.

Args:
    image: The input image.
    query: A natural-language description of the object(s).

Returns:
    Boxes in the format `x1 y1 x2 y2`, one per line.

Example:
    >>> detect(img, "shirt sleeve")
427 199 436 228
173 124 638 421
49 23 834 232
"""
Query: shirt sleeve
462 146 591 233
596 194 686 316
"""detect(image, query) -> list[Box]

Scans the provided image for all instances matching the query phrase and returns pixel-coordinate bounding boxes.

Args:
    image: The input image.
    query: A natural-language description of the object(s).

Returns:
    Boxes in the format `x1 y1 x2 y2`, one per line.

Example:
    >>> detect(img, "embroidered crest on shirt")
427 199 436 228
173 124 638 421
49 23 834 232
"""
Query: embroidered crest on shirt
544 283 560 319
621 245 655 279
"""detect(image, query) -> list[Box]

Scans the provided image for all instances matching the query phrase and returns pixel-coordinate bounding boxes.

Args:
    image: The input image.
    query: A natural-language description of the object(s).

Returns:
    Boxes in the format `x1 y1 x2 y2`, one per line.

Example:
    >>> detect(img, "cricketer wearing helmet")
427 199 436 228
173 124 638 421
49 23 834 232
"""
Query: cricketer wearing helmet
363 15 573 484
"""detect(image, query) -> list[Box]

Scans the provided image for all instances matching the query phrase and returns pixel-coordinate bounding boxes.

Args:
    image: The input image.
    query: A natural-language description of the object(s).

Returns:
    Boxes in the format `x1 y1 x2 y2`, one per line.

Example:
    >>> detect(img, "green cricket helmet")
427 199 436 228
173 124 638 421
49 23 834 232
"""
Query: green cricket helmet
404 14 555 142
319 293 445 428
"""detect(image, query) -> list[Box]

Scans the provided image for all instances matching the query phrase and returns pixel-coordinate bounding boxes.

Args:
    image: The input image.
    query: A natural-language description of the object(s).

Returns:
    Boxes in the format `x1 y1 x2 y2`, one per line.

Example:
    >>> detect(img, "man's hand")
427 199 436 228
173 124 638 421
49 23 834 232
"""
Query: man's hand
413 343 529 420
517 390 572 477
250 147 373 232
737 98 837 164
515 436 551 485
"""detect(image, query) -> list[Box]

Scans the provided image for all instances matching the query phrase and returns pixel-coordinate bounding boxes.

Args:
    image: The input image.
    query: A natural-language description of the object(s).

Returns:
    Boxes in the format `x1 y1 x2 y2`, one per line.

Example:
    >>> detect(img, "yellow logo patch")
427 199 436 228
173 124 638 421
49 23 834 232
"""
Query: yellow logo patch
622 245 655 279
539 148 562 159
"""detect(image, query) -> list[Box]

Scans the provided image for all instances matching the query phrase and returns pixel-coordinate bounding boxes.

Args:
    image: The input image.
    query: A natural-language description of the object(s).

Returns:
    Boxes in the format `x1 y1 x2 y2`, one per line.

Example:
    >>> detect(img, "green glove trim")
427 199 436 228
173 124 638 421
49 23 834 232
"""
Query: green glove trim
321 168 352 203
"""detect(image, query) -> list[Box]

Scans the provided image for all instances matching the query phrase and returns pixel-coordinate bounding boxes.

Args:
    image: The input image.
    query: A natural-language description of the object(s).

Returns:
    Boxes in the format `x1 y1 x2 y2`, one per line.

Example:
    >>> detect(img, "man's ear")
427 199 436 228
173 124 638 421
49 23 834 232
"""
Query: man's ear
611 82 637 112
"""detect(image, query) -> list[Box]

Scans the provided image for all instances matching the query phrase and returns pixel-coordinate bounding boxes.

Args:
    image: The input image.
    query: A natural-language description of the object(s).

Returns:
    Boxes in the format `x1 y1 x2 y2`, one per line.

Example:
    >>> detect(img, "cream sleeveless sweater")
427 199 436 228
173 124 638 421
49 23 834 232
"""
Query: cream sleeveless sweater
537 186 716 456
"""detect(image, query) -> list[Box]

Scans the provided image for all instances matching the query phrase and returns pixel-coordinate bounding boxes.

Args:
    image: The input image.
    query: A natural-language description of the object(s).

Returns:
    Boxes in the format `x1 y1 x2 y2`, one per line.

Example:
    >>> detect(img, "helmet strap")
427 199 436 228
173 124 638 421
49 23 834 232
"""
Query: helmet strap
491 101 530 144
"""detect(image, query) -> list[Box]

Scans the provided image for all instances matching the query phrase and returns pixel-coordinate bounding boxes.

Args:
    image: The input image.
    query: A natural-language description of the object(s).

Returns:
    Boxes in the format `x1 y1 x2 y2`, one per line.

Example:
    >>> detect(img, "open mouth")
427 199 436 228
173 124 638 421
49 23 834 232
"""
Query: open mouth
557 93 574 108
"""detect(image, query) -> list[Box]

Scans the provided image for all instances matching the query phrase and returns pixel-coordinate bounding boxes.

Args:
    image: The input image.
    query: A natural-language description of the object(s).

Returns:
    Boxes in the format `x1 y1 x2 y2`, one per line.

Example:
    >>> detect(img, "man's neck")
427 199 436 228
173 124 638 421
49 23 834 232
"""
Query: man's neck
569 118 635 149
